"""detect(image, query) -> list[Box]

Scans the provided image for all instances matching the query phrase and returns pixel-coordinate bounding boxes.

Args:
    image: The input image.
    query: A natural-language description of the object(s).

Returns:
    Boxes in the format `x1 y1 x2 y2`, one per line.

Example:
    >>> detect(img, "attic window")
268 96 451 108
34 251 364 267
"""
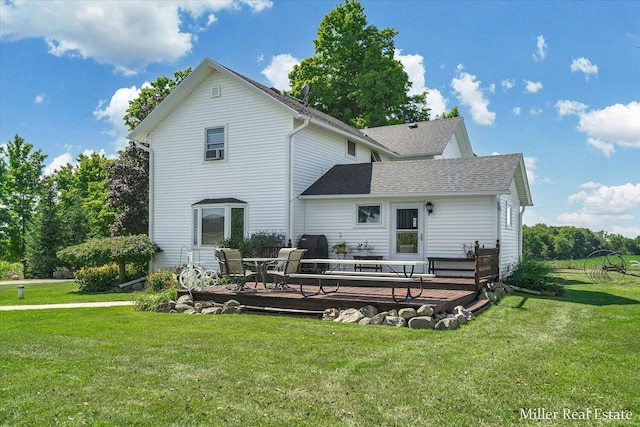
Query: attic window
347 140 356 157
211 85 221 98
371 150 381 162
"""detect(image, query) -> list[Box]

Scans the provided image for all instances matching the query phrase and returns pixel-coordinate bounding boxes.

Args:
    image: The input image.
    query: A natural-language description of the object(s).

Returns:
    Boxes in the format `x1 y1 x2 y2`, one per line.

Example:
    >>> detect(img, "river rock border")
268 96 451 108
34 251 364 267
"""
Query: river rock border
161 282 512 330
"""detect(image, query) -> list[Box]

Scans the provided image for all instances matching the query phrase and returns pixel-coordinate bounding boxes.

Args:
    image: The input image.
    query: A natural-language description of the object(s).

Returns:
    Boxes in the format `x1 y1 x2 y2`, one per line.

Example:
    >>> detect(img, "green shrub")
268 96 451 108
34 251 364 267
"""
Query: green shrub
0 261 24 280
75 263 147 292
504 258 565 295
134 287 178 312
146 269 178 292
218 230 285 257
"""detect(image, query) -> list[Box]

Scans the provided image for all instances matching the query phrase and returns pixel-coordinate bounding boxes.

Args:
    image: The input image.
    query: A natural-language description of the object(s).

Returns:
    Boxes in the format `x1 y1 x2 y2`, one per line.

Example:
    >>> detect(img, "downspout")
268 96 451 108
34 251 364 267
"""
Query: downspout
286 117 310 244
519 206 526 261
133 141 154 270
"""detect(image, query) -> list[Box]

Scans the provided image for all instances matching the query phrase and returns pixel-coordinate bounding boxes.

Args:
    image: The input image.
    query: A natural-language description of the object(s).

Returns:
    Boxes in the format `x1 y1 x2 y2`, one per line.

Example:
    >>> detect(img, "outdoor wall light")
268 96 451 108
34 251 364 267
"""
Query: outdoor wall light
426 201 434 215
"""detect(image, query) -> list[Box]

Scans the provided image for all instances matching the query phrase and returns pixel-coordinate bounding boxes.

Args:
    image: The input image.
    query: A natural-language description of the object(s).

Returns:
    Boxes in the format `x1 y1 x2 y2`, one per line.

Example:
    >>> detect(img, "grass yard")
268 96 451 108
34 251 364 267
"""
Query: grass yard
0 281 135 306
1 271 639 426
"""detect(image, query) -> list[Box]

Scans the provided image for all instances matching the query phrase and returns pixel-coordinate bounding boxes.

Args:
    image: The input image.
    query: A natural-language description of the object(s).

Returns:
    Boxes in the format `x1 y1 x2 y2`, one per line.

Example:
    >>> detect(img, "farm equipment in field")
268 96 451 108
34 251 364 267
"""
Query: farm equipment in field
583 250 640 284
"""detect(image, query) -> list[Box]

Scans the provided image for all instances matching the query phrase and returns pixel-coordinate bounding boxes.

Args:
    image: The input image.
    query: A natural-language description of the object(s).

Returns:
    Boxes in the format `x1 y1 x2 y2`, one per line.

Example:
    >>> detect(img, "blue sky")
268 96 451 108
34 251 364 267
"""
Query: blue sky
1 0 639 237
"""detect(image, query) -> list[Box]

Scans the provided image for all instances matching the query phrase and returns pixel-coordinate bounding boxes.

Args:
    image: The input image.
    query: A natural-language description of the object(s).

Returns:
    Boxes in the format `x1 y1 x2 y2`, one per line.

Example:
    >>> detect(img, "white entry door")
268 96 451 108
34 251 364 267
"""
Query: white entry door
391 203 424 263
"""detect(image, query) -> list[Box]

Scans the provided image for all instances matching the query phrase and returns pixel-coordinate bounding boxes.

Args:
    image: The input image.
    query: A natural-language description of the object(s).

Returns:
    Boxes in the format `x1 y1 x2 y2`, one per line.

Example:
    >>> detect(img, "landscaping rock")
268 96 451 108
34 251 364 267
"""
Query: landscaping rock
398 308 417 320
322 308 340 321
369 312 387 325
156 301 176 313
177 295 194 305
11 275 19 280
175 303 194 313
223 299 240 308
132 282 145 291
408 316 436 330
359 317 372 325
387 309 398 317
434 317 459 330
479 291 498 303
452 305 473 321
334 308 365 323
359 305 378 318
201 307 223 315
383 316 406 327
455 313 467 325
221 303 242 314
416 305 434 317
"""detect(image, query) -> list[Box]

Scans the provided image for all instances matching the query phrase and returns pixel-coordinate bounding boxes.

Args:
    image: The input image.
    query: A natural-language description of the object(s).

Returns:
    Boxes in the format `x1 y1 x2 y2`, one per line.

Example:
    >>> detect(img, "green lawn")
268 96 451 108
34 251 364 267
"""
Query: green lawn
1 273 639 426
0 281 135 305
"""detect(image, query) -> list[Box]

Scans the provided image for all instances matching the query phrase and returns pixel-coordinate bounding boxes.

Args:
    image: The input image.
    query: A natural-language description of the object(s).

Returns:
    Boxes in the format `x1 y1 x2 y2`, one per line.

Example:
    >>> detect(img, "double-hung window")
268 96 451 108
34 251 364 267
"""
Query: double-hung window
205 127 225 161
192 200 245 246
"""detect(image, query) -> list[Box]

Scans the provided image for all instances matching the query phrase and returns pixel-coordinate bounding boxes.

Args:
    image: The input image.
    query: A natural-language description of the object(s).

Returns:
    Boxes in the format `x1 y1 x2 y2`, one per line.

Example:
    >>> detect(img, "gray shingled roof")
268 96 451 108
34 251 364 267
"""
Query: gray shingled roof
363 118 462 157
302 154 527 199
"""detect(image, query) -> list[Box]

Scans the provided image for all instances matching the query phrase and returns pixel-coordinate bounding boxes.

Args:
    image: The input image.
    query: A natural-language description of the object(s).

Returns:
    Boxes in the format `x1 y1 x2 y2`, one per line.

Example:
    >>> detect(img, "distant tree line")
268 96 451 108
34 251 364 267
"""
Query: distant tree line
523 224 640 260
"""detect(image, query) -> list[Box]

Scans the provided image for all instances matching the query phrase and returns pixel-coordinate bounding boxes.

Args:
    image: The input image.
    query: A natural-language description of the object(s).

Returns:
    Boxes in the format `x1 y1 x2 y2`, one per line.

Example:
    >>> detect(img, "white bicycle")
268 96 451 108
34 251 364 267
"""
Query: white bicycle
179 248 218 293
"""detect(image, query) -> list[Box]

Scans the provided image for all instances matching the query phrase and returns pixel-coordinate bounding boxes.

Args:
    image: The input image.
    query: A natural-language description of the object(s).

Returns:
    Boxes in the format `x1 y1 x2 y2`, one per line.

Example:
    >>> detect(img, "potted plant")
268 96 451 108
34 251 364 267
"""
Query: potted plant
350 241 375 255
331 233 348 254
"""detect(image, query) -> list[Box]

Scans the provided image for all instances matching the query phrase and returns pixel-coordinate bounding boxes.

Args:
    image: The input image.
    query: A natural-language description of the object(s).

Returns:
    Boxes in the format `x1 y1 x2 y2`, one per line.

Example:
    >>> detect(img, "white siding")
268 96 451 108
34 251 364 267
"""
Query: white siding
290 125 374 245
498 180 522 277
150 71 293 270
425 196 498 257
438 135 463 159
304 198 391 258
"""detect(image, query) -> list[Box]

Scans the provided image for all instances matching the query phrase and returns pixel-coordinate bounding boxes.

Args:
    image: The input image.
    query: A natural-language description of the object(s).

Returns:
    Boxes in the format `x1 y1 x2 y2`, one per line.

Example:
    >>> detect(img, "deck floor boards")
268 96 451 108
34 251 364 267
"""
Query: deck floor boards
184 277 480 316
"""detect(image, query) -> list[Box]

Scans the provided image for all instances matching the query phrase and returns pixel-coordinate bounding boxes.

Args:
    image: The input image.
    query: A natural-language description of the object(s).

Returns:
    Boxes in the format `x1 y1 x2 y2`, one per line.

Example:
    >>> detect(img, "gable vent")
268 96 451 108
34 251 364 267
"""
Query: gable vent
211 85 221 98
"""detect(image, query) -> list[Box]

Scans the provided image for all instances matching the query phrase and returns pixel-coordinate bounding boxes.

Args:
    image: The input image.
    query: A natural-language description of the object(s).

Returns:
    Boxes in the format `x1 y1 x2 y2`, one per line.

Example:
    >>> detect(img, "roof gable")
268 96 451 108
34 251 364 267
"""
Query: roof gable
128 57 390 153
363 117 473 158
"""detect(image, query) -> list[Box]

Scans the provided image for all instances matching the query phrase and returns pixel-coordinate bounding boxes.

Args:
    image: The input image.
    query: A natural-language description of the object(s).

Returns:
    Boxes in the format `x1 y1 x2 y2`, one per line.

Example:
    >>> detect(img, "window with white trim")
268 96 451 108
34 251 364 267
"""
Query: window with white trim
347 140 356 157
205 127 225 161
192 203 245 246
357 204 381 225
505 203 513 229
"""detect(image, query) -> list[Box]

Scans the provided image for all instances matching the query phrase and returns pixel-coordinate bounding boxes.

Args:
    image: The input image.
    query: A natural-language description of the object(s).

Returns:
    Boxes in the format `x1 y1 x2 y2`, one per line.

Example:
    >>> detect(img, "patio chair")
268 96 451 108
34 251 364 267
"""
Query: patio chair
265 248 307 290
215 248 259 293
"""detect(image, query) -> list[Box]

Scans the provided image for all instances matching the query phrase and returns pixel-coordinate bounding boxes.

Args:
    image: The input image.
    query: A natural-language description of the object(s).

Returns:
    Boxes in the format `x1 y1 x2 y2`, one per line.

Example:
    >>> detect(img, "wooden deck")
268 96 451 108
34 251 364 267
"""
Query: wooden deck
182 277 483 317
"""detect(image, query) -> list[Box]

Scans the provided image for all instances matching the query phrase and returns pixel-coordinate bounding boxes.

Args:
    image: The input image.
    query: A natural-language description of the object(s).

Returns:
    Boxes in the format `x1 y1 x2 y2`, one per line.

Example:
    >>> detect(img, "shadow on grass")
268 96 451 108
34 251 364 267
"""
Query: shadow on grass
511 289 639 309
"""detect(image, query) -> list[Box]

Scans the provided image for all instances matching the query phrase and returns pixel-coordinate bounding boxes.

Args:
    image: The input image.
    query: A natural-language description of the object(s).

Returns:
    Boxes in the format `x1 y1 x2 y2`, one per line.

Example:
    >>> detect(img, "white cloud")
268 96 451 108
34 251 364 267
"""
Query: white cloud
34 94 45 104
451 65 495 125
44 152 73 176
0 1 272 74
558 182 640 236
555 100 640 156
513 107 521 115
501 79 515 91
555 99 588 116
524 156 537 184
530 107 543 116
94 85 142 152
533 35 548 61
567 182 640 214
571 57 598 81
395 49 447 117
261 53 299 91
425 88 447 119
523 79 543 93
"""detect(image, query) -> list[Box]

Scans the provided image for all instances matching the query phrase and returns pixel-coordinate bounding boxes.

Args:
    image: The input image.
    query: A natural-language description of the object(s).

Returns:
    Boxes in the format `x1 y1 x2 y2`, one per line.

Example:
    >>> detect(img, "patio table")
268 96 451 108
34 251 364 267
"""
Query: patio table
243 257 285 287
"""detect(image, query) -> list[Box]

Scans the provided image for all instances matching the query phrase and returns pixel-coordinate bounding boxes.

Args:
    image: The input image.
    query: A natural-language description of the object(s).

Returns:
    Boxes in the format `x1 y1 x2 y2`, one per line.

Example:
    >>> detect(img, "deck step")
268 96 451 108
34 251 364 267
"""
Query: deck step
464 298 492 315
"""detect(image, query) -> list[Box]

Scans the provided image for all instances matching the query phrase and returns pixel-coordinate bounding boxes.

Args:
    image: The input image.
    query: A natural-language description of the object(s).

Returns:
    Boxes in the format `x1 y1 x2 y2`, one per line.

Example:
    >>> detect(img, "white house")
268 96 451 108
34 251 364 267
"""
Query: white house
128 57 532 277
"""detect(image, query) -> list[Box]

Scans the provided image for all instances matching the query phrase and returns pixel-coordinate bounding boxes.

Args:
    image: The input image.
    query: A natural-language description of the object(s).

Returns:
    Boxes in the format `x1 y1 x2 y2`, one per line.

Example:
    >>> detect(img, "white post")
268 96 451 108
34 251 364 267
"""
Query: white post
18 285 24 299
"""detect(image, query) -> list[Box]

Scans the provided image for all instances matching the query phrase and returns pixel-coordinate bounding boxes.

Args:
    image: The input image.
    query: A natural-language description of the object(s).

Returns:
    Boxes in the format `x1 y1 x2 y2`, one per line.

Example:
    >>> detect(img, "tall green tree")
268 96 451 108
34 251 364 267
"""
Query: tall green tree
288 0 429 128
25 176 63 278
123 67 191 131
0 135 47 261
52 152 114 245
106 143 149 236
